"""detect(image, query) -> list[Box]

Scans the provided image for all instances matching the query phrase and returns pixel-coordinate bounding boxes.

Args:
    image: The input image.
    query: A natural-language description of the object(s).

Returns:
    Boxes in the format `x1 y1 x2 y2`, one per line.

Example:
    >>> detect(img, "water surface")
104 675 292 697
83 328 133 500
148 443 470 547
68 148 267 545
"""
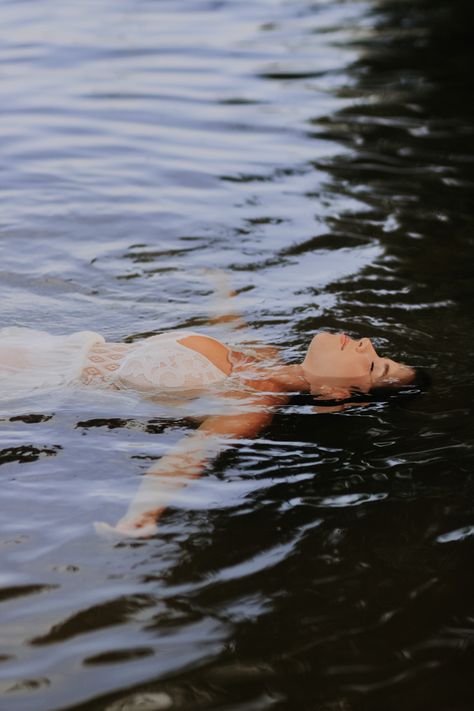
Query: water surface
1 0 473 709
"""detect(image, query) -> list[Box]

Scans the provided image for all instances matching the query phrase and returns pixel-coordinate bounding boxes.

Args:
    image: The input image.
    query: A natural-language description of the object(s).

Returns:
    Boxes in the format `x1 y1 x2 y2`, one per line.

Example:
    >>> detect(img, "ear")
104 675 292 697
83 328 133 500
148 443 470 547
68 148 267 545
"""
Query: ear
313 384 352 401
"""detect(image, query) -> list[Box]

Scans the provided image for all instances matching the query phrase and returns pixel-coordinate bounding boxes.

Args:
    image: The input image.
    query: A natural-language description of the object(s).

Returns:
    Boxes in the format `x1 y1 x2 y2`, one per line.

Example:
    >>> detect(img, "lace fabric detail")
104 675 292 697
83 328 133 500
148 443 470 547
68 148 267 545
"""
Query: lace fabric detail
79 331 228 393
80 342 135 387
113 332 228 392
0 327 229 402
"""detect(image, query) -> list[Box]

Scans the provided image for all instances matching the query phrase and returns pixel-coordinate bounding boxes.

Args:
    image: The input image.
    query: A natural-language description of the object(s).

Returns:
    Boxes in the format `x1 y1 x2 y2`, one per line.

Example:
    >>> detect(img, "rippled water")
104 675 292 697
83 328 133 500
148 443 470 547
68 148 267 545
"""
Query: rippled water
1 0 474 709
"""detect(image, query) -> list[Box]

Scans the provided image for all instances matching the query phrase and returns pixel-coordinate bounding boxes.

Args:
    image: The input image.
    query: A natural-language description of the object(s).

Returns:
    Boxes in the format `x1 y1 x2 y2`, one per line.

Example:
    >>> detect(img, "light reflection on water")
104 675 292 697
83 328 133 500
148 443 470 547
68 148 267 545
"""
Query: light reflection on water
1 0 474 709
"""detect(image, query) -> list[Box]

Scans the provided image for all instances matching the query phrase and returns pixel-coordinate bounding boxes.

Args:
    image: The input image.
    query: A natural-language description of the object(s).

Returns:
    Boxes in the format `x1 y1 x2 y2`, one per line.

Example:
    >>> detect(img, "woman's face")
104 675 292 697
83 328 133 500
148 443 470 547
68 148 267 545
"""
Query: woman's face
302 331 414 391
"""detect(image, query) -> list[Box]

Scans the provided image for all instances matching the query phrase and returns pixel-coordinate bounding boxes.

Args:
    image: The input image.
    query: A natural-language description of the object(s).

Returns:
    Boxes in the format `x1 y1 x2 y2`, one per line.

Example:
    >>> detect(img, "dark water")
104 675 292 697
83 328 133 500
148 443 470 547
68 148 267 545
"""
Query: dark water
1 0 474 709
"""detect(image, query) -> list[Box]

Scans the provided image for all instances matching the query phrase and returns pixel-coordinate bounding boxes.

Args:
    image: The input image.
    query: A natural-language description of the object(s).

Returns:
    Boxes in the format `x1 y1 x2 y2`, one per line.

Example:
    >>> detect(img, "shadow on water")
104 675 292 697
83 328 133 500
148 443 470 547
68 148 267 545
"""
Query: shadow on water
1 0 474 710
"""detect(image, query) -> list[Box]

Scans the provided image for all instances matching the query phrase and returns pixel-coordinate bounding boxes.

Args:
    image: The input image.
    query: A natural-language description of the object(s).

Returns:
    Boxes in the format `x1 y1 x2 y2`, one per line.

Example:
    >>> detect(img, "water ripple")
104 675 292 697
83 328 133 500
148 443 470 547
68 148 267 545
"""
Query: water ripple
1 0 474 708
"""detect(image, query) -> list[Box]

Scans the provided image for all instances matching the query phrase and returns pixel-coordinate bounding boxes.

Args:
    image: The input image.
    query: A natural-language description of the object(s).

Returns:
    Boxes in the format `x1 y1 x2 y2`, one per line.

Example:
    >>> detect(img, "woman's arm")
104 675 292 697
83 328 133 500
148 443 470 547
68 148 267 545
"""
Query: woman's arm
203 271 282 362
95 385 288 538
199 269 275 366
203 269 246 329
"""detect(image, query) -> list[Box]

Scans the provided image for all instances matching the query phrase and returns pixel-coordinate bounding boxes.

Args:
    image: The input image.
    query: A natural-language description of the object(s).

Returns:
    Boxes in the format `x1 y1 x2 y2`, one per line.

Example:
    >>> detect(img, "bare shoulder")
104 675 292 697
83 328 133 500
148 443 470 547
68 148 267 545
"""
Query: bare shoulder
177 333 294 390
178 333 233 375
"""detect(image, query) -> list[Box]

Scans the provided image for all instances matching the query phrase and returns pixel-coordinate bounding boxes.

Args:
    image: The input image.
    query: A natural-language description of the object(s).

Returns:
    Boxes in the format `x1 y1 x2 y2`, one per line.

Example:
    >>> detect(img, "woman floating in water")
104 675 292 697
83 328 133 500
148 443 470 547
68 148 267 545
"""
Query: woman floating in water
0 276 419 537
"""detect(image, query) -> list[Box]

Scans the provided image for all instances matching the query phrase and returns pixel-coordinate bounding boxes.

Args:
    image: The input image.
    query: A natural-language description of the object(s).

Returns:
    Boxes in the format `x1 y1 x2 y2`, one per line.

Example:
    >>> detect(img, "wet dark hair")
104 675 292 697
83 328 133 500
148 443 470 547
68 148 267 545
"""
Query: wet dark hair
366 367 432 402
289 367 432 408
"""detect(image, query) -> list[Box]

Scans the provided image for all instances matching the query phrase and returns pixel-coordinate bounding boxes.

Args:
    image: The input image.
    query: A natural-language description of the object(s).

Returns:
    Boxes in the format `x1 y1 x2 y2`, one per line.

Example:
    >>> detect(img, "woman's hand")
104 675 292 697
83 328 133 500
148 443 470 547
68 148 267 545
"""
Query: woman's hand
94 509 163 540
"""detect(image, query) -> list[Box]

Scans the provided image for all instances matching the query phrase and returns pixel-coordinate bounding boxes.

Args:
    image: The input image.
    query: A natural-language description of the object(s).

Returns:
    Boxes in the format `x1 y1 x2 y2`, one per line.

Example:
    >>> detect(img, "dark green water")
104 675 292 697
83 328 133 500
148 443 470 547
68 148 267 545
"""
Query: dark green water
1 1 473 709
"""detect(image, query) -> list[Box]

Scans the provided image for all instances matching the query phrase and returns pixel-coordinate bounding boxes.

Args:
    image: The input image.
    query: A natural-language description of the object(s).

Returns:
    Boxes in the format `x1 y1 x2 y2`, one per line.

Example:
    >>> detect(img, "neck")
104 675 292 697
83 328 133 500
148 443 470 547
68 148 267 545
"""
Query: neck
268 363 311 392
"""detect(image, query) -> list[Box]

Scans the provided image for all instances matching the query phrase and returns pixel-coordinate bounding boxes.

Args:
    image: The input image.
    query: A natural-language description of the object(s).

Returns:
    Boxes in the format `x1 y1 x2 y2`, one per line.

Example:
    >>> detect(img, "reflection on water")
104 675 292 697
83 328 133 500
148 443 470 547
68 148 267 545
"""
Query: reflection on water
1 0 474 709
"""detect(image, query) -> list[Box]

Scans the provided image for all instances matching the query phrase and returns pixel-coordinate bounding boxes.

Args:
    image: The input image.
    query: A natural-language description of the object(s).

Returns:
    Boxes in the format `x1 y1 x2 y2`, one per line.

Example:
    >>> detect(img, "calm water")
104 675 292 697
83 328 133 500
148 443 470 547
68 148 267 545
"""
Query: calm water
1 0 473 709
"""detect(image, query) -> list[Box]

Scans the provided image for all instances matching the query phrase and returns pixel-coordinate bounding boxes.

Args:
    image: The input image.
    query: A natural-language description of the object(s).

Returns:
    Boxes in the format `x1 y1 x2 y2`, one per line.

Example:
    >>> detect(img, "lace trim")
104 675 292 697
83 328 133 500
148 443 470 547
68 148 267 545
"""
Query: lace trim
80 342 134 386
79 336 228 391
114 339 227 391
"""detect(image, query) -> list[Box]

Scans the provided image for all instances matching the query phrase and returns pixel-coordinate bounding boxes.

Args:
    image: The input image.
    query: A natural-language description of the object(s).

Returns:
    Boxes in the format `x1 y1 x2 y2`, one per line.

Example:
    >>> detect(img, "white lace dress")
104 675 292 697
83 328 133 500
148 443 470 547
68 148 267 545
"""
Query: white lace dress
0 327 105 402
0 327 228 402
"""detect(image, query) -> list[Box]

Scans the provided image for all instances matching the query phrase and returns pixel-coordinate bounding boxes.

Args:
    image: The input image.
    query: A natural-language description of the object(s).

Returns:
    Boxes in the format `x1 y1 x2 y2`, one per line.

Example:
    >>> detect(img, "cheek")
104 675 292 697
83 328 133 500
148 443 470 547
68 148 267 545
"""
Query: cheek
324 355 354 377
339 355 368 377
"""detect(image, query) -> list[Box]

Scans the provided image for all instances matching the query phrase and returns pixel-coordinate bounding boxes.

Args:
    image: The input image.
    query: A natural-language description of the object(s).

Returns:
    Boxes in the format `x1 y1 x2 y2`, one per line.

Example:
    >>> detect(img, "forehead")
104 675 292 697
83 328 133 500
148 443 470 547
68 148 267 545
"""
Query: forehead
388 361 415 383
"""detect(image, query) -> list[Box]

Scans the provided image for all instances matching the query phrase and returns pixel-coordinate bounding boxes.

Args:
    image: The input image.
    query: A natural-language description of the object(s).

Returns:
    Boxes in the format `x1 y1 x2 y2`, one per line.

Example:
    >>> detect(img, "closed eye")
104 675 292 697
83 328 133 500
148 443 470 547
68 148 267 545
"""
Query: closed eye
370 361 374 373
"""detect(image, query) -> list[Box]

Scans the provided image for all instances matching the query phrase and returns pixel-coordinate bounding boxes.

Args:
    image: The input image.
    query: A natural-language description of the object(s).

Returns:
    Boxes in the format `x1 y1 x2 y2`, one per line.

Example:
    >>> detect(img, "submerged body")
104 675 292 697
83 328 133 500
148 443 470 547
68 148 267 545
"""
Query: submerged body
0 322 416 537
0 326 413 401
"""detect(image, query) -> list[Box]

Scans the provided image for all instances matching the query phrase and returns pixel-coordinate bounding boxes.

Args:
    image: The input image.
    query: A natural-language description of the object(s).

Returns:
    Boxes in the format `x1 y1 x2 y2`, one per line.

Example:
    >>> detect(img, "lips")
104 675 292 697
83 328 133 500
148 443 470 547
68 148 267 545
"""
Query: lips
340 333 348 350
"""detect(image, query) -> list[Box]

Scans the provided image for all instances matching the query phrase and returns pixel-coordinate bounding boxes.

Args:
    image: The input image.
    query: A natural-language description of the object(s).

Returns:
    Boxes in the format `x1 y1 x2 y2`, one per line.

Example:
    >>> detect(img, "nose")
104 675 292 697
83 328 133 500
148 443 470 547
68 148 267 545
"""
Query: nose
355 337 375 354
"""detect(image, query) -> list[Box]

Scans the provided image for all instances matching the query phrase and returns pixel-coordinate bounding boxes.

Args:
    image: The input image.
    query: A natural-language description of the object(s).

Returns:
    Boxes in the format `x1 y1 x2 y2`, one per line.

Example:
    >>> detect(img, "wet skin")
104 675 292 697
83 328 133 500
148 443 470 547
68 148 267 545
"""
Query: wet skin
172 330 415 400
302 331 415 394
